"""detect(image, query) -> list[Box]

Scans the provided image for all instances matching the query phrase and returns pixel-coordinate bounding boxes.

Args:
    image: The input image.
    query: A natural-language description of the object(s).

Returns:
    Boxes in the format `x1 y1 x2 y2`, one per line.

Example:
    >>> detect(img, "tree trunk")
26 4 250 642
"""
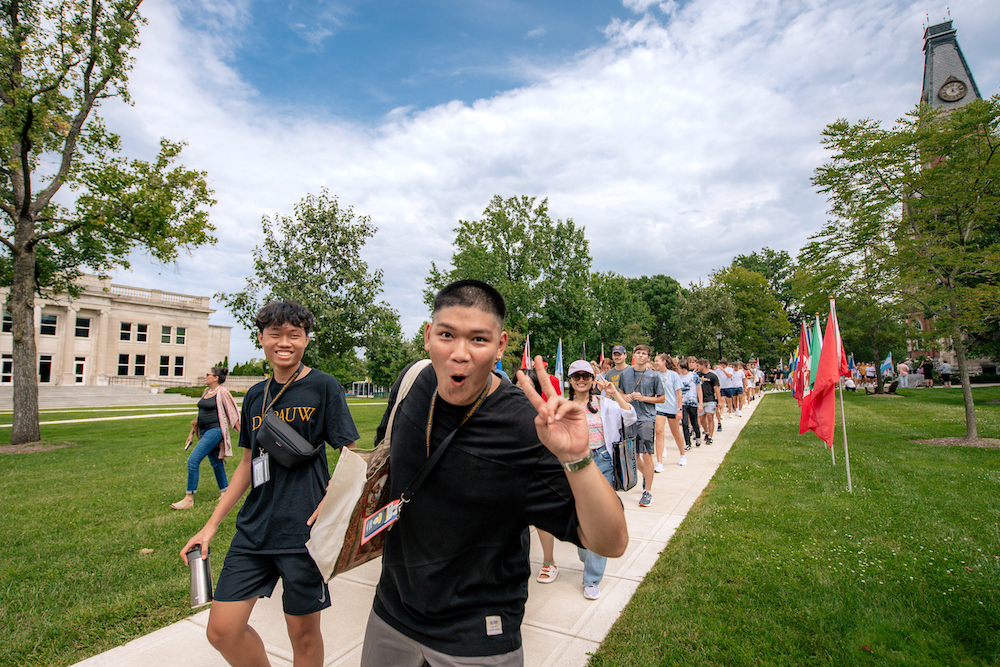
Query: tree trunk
949 298 977 439
872 345 885 394
9 235 40 445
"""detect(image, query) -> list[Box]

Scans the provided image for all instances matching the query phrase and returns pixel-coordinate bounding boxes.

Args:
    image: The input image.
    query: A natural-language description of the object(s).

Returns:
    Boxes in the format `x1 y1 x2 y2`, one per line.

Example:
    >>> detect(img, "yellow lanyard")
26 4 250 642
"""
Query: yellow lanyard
424 378 492 458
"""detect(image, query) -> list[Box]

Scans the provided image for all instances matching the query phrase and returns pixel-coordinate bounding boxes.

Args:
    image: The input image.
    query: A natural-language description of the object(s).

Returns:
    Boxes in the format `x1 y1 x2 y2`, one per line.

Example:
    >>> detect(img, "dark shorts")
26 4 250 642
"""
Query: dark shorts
722 388 736 398
214 551 331 616
736 387 744 395
636 420 655 454
941 374 951 382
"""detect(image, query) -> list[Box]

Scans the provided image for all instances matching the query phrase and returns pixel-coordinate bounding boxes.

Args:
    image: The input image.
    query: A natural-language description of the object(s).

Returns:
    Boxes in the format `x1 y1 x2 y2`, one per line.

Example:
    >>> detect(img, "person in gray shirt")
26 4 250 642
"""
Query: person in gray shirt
619 344 664 507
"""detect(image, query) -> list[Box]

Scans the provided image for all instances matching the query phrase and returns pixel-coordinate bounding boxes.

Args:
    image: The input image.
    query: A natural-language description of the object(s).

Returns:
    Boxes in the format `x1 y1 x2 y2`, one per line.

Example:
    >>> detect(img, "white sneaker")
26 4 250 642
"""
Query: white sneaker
678 455 687 466
583 584 601 600
736 410 743 417
654 462 665 473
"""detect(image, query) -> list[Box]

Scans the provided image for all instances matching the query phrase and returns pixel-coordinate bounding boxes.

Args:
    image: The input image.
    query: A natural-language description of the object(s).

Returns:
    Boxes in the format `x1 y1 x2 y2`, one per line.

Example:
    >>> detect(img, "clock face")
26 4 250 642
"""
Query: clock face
939 80 968 102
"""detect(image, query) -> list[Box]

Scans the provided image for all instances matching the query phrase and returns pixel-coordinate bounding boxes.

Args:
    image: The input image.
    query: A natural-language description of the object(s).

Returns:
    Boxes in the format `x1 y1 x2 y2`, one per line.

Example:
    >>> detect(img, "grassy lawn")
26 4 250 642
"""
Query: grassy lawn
0 402 385 667
1 389 997 666
592 387 1000 666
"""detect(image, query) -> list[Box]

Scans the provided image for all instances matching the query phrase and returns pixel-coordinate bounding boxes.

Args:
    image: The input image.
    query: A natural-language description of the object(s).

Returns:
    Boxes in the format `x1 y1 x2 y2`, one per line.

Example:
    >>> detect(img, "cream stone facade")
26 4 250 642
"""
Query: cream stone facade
0 273 230 387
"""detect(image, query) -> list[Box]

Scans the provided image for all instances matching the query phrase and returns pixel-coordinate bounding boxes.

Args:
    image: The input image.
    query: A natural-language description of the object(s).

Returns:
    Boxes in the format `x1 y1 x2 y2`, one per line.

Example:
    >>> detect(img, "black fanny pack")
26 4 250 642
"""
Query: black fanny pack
256 364 323 468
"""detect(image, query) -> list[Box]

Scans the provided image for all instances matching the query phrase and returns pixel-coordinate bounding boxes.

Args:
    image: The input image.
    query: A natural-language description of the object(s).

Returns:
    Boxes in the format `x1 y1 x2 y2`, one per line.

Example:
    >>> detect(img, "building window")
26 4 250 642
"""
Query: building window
2 311 11 333
161 325 171 344
134 354 145 376
75 317 91 338
40 314 57 336
173 356 184 377
1 354 11 383
74 357 85 383
118 353 129 375
120 322 131 341
38 354 52 383
176 327 186 345
159 355 170 376
136 324 148 342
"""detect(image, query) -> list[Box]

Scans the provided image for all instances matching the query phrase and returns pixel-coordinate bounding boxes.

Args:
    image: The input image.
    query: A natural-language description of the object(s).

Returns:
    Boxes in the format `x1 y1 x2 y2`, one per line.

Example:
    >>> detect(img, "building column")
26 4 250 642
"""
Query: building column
60 305 77 385
95 309 109 385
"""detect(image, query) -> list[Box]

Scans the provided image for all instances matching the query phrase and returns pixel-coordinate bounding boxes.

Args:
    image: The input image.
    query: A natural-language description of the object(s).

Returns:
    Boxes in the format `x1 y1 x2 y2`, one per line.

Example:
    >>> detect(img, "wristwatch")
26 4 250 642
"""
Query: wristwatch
560 450 594 472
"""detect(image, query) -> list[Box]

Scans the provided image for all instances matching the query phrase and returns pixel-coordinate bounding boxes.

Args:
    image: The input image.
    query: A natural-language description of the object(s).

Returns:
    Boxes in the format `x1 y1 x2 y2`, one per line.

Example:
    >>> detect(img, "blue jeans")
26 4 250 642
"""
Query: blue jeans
186 427 228 494
578 447 615 586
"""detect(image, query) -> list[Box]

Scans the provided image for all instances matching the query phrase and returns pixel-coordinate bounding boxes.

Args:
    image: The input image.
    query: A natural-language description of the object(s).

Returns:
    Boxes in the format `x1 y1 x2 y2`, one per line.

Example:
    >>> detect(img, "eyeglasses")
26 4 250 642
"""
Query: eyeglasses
570 373 594 381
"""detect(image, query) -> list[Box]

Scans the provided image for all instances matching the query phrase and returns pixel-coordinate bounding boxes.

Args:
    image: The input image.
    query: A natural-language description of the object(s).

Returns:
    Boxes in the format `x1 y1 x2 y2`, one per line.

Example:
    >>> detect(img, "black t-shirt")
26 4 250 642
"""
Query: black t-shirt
197 395 220 431
699 371 720 404
229 369 359 554
372 361 582 657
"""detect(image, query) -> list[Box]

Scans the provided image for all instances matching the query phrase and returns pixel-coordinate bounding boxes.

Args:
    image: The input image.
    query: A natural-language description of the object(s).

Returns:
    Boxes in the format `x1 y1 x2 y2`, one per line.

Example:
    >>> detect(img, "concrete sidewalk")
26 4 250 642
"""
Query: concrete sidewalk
72 397 765 667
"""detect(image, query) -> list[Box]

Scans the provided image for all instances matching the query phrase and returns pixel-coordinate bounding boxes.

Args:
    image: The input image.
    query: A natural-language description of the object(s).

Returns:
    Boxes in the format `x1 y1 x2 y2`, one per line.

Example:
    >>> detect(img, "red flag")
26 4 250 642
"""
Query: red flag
599 344 605 366
802 299 849 445
520 334 531 370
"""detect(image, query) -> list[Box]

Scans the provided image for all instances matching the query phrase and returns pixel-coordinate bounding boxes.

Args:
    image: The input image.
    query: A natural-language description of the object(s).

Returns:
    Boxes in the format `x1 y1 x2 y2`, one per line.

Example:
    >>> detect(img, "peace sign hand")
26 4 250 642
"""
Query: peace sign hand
516 356 589 462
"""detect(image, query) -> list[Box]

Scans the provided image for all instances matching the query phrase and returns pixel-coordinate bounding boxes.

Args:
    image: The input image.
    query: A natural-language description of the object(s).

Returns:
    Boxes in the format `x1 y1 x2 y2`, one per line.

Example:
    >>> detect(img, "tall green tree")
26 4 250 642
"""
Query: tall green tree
218 190 388 385
426 195 592 357
627 274 682 353
710 266 792 366
587 271 654 356
812 97 1000 437
672 281 740 362
792 252 909 394
0 1 216 444
732 247 801 327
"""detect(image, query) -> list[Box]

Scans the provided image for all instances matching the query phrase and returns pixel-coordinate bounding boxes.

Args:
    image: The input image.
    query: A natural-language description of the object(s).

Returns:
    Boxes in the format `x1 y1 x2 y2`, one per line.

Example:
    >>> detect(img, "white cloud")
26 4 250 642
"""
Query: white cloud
527 27 547 39
100 0 1000 364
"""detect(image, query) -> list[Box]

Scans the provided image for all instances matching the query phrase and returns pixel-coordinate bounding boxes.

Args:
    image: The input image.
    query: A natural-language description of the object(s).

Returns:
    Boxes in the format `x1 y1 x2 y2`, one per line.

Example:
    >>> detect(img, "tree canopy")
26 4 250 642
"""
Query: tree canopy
425 195 592 362
812 96 1000 436
1 0 215 444
218 190 392 384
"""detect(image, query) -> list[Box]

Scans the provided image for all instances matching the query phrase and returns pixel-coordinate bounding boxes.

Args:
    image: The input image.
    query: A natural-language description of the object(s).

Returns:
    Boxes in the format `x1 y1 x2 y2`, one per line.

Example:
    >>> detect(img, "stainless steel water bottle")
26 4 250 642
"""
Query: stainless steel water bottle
187 547 213 608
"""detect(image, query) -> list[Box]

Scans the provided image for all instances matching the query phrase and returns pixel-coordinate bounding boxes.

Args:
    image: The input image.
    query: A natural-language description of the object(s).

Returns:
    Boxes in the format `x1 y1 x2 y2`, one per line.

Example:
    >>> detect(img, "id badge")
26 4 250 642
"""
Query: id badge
252 451 271 488
361 499 402 545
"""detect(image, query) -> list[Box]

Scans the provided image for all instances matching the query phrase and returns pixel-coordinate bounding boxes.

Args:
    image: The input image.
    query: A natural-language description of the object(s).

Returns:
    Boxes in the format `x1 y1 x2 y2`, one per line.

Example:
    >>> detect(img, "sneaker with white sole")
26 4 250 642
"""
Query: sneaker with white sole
583 584 601 600
654 461 665 473
639 490 652 507
678 455 687 466
694 438 701 447
736 409 743 417
717 423 723 432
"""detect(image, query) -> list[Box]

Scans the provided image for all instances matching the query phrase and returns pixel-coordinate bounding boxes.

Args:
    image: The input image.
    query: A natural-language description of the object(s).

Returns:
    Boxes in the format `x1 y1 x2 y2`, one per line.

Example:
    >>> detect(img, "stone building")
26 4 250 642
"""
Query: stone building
0 273 231 386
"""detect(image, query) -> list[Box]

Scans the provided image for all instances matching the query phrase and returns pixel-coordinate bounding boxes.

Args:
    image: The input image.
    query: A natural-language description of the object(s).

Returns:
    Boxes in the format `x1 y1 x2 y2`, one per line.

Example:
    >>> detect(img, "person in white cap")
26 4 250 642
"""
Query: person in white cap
564 358 635 599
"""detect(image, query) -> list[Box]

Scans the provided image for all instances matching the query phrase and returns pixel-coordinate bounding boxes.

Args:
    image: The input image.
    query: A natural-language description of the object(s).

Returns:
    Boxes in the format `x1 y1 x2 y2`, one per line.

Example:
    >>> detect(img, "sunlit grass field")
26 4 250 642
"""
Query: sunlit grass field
1 388 997 665
592 387 1000 666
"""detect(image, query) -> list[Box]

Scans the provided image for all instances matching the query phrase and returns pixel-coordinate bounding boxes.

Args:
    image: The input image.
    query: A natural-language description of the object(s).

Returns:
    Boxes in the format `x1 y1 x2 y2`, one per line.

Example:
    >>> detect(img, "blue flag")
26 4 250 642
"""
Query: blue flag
880 352 893 376
554 339 564 394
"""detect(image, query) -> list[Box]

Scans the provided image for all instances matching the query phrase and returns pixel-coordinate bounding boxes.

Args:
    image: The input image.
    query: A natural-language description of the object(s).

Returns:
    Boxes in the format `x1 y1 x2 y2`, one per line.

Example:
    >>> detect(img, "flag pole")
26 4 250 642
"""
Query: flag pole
838 378 853 492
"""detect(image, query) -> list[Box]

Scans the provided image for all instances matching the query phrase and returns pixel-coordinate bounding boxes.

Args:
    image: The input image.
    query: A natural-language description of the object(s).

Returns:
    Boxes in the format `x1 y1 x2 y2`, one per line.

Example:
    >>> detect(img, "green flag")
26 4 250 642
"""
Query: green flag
809 314 823 391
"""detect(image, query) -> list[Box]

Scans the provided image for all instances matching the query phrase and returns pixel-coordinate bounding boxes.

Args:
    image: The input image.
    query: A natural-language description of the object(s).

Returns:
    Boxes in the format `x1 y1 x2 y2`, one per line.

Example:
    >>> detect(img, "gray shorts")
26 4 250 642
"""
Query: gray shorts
699 402 716 415
636 420 655 454
361 609 524 667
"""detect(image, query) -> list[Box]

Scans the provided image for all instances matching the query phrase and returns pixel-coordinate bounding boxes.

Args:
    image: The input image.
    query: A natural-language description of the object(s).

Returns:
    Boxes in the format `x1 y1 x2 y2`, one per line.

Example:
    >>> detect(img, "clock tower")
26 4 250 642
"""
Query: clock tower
920 20 981 110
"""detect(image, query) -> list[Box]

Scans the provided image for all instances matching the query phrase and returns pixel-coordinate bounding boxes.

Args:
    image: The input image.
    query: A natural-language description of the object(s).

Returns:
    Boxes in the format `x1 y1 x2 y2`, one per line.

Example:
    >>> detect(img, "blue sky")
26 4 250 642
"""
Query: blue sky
103 0 1000 366
222 0 638 121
